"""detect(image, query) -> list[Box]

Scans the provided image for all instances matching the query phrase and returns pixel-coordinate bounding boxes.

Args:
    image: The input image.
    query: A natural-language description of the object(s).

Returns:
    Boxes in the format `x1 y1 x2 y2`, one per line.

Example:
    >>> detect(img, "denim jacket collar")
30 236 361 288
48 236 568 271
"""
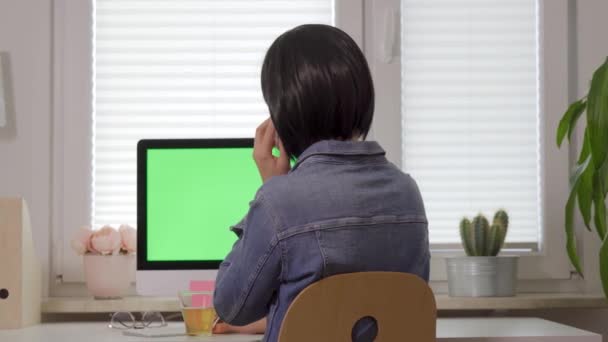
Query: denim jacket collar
292 140 385 171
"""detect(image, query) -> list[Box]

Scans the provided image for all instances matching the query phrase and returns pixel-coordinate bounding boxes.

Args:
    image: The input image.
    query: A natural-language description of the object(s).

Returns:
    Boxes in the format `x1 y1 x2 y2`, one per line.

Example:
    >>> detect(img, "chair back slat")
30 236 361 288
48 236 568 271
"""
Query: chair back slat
278 272 436 342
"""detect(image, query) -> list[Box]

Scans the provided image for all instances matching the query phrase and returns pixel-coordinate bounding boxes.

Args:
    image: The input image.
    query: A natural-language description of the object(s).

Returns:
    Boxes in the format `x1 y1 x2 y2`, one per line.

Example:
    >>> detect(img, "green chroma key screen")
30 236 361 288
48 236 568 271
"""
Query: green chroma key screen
146 147 261 261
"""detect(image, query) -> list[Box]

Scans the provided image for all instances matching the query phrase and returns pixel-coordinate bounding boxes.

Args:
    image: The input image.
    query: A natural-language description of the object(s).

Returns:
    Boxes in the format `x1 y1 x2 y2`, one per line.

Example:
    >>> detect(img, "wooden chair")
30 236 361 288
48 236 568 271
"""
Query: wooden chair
278 272 436 342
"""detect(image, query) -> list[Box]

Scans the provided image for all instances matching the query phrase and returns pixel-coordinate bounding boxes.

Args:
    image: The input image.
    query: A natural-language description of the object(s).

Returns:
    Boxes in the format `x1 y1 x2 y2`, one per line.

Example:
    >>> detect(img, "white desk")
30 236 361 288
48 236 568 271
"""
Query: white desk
0 322 260 342
436 318 601 341
0 318 601 341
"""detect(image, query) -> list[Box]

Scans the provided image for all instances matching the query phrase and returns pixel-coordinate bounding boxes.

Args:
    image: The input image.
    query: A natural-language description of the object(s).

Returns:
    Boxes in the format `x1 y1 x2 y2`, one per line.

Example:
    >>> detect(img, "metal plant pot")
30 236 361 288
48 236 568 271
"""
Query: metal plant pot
446 256 518 297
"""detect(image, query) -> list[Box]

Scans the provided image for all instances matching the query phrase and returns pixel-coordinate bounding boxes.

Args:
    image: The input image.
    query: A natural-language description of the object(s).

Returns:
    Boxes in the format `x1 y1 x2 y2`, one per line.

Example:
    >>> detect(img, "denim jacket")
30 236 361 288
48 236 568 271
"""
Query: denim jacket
214 140 430 342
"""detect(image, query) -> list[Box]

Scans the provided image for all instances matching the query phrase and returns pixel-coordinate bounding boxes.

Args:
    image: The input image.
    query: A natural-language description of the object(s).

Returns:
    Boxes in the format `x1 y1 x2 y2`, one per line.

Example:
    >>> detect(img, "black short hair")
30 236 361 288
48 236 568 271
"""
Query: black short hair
261 24 375 159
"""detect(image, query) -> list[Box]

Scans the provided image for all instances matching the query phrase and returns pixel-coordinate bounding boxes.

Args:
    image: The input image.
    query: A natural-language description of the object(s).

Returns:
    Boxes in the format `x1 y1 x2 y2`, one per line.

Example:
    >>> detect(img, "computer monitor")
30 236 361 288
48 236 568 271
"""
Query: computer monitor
136 139 261 296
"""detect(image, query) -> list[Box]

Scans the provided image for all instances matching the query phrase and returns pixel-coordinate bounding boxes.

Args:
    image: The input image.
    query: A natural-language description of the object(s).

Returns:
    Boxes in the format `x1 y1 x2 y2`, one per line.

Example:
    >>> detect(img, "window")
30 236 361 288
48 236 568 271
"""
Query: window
366 0 571 280
401 0 540 248
93 0 333 227
56 0 571 283
56 0 360 281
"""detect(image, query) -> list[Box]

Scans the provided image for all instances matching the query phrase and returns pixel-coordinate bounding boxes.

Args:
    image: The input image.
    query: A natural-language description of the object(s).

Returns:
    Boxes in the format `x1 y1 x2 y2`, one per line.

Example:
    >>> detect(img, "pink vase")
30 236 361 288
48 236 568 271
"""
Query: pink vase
83 254 135 299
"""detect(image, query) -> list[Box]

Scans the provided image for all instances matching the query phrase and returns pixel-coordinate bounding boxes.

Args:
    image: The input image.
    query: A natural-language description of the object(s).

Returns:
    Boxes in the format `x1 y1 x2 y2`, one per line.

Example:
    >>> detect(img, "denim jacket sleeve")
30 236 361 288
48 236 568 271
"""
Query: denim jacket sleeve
213 192 282 326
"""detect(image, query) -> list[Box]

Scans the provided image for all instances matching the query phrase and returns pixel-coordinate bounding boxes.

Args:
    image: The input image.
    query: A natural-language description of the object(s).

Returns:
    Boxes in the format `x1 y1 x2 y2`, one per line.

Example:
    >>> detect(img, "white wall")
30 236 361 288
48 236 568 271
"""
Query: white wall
0 0 52 297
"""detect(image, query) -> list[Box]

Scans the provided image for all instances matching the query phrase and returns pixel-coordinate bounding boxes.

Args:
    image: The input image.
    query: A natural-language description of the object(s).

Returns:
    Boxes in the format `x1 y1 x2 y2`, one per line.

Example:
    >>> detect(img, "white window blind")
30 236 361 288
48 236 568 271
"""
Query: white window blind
93 0 333 226
401 0 540 246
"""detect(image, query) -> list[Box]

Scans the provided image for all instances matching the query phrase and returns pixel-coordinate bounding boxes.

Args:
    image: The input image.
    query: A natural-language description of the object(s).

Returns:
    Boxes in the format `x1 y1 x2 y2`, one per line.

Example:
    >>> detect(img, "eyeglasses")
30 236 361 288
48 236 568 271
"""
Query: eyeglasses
108 311 180 330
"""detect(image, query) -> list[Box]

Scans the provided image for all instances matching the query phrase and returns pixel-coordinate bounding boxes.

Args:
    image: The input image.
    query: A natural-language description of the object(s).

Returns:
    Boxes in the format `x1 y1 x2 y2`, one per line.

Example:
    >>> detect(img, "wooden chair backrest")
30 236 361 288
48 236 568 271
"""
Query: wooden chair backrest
278 272 436 342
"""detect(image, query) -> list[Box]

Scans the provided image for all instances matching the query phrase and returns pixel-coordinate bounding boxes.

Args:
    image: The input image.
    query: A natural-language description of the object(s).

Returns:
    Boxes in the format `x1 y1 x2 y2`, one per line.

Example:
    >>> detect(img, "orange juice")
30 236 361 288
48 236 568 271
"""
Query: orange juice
182 307 217 336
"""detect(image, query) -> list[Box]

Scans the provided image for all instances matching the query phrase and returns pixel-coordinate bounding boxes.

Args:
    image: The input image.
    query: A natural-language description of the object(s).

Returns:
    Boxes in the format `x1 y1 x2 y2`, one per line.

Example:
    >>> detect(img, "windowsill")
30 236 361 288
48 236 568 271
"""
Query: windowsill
434 293 607 310
42 293 608 314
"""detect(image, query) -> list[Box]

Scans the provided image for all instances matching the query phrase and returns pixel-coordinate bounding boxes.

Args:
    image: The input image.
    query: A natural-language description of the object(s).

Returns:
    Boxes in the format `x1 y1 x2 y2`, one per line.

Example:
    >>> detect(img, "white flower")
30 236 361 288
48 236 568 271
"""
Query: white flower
90 225 122 255
119 224 137 253
71 226 93 255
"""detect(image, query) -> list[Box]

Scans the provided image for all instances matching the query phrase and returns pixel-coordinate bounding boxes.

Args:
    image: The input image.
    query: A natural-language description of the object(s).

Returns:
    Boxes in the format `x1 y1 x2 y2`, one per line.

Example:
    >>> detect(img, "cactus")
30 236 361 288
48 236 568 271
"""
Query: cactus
459 210 509 256
459 218 475 256
493 209 509 229
472 214 489 256
486 224 502 256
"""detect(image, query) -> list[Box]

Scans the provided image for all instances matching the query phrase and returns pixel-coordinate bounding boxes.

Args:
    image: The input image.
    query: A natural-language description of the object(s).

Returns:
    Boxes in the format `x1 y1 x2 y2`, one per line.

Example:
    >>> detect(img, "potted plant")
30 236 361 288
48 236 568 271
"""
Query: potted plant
71 225 137 299
446 209 518 297
556 57 608 298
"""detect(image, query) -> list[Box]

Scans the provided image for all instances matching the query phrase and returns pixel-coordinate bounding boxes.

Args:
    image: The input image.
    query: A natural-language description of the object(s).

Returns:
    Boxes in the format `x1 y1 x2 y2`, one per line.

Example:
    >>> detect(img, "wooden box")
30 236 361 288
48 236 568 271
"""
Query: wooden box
0 198 41 329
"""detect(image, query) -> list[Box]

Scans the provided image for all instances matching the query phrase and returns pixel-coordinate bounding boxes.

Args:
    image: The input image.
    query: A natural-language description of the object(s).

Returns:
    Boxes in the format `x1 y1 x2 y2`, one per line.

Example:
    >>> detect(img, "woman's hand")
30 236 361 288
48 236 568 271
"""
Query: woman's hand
213 318 267 335
253 119 290 182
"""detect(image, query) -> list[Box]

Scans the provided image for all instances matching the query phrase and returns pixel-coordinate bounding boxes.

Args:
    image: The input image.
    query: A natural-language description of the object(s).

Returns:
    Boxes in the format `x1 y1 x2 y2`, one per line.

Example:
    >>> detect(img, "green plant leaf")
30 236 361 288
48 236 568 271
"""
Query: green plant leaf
565 155 592 276
577 130 594 230
557 99 587 147
570 154 593 189
578 166 594 231
566 185 584 276
602 160 608 197
586 58 608 169
578 128 592 164
600 233 608 299
567 101 587 141
592 173 607 240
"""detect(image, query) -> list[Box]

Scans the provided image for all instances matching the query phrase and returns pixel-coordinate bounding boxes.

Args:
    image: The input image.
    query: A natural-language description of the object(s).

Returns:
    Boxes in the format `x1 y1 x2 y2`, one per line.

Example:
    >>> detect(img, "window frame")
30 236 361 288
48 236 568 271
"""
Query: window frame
52 0 94 283
52 0 364 283
366 0 573 280
52 0 576 287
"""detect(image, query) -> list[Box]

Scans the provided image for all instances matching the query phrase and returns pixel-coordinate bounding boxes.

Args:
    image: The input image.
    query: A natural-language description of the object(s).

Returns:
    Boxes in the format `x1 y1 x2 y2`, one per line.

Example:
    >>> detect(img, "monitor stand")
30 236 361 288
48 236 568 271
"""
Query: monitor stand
136 270 217 296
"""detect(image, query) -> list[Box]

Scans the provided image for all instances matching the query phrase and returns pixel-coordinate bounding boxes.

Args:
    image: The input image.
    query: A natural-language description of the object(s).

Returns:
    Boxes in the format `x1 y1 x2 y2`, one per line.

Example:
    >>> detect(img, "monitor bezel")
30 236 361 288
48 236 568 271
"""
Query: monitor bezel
137 138 254 270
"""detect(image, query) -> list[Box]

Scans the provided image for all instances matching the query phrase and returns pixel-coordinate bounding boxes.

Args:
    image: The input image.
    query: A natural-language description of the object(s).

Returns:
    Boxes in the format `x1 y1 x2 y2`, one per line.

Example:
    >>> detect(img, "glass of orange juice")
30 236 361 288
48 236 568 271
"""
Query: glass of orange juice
179 291 218 336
